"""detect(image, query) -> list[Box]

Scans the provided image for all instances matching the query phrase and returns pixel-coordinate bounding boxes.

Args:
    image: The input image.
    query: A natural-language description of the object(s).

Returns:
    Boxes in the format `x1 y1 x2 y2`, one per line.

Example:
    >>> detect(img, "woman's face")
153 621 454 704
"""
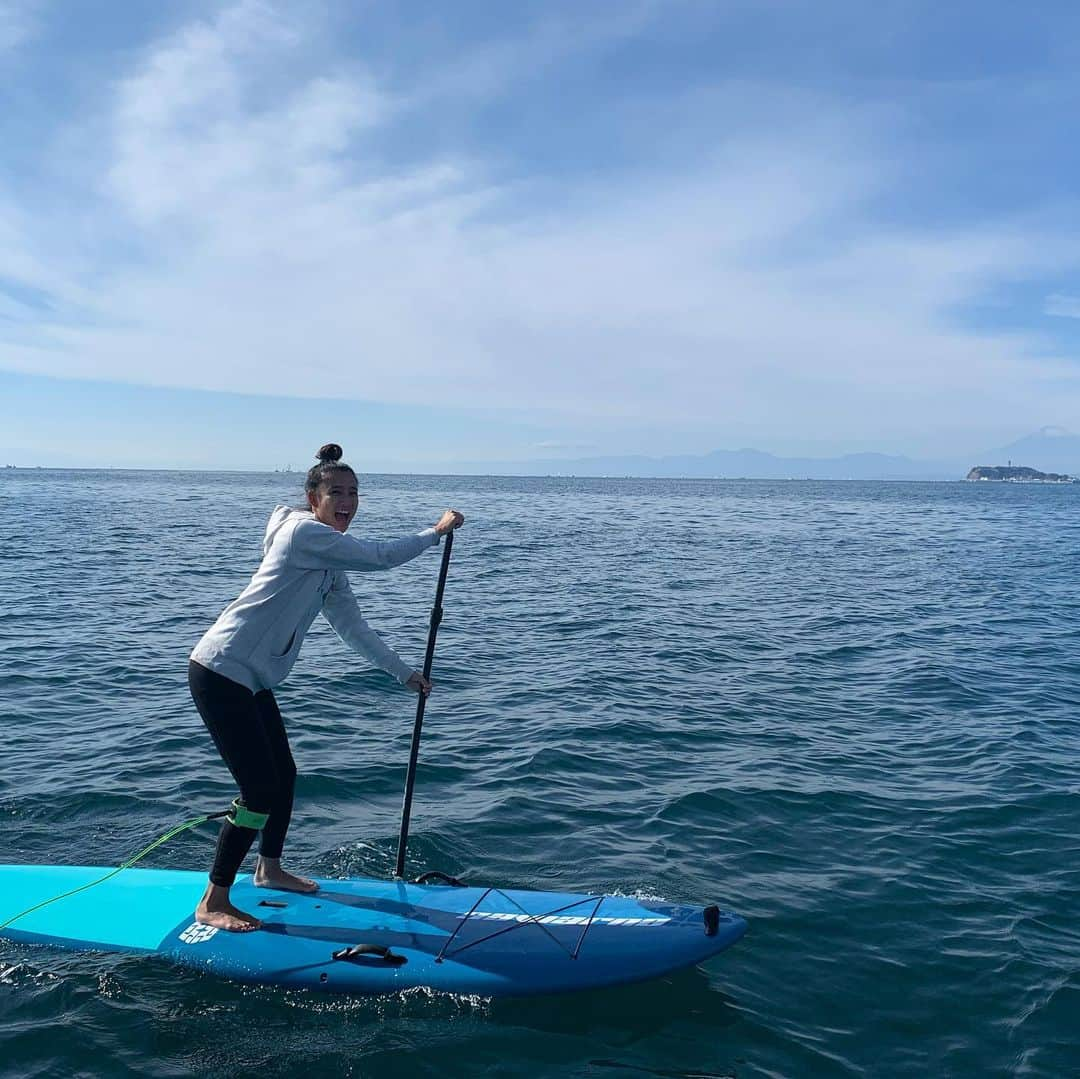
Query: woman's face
308 471 359 533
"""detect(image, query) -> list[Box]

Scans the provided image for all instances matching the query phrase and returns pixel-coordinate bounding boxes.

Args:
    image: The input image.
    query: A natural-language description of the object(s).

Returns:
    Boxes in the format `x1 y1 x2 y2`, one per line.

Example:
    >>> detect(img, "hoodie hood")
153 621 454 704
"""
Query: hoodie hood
264 505 312 555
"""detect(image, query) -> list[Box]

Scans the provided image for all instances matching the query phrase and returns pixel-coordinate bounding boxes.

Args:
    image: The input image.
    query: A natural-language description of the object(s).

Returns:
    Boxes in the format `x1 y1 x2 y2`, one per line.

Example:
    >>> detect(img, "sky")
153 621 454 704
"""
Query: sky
4 0 1080 470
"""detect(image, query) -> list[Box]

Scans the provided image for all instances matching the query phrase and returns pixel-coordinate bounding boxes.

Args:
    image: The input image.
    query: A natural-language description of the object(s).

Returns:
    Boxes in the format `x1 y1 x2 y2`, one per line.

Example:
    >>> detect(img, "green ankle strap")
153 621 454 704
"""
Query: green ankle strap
228 799 269 830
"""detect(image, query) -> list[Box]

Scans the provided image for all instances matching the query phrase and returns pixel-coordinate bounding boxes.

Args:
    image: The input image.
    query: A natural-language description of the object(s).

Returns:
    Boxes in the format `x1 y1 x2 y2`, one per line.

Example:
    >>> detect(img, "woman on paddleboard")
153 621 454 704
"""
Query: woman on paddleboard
188 443 464 932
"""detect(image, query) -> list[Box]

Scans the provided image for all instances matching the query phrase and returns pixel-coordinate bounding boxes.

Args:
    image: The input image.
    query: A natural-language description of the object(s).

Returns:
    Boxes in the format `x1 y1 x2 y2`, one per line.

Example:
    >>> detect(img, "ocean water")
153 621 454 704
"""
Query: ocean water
1 469 1078 1078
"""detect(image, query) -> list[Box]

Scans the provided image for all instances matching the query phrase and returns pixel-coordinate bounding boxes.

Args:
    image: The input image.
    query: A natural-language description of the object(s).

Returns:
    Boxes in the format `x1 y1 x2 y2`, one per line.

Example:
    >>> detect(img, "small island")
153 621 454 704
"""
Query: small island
966 465 1074 483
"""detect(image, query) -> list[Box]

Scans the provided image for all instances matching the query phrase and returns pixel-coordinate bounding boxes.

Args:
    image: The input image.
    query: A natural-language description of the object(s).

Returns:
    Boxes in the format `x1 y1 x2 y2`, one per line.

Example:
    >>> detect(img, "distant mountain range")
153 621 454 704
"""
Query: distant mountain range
458 427 1080 480
6 427 1080 480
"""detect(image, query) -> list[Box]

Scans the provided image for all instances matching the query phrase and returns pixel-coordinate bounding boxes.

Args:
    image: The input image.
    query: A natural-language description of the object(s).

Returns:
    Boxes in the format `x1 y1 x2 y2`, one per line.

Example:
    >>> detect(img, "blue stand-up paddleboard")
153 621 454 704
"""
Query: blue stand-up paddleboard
1 536 747 994
0 866 746 995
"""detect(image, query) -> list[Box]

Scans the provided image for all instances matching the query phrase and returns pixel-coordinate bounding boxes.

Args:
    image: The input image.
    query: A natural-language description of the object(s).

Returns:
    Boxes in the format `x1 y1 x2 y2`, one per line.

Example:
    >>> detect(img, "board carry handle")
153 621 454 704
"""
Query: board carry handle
331 943 406 966
414 870 466 887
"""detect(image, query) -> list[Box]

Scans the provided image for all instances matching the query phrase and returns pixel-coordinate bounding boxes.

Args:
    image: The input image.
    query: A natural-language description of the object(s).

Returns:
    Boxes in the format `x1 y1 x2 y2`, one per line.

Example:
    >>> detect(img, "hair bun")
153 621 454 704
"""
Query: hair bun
316 443 343 463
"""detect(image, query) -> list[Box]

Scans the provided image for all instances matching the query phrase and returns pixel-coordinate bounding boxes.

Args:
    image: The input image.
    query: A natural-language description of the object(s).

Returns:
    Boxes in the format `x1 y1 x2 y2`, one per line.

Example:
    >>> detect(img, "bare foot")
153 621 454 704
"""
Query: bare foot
254 856 318 894
196 883 261 932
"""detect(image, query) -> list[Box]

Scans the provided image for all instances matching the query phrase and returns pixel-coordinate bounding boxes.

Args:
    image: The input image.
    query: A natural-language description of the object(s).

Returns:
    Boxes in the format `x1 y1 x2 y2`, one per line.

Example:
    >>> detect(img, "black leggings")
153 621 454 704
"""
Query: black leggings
188 660 297 887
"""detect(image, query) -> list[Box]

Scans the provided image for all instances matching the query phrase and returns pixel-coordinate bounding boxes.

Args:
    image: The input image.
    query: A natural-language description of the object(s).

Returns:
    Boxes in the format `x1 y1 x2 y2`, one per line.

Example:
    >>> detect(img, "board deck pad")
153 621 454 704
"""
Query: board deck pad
0 866 746 996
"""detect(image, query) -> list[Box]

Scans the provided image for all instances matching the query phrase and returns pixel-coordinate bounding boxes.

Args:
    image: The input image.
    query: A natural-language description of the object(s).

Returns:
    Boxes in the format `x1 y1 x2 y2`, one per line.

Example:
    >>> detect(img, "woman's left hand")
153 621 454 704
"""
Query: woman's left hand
406 672 432 696
435 509 465 534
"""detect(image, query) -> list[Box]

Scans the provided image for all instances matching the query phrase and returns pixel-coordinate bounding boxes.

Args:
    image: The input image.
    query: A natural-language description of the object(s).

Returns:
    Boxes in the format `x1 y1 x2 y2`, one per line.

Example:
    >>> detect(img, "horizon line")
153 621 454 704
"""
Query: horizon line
0 464 983 482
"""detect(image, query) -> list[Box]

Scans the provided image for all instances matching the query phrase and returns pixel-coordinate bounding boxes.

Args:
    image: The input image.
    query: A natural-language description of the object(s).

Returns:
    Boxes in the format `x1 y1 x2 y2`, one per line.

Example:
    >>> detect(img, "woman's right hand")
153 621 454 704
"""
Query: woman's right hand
406 672 432 697
435 509 465 534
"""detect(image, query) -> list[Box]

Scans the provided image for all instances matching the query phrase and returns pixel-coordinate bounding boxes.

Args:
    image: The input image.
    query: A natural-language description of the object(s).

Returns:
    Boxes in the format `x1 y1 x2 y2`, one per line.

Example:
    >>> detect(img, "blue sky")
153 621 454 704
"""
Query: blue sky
4 0 1080 469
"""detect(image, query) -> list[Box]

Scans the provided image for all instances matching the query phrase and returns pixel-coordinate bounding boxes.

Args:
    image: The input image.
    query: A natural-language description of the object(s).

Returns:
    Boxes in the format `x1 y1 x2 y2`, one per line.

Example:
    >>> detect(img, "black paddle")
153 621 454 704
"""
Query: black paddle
395 528 454 879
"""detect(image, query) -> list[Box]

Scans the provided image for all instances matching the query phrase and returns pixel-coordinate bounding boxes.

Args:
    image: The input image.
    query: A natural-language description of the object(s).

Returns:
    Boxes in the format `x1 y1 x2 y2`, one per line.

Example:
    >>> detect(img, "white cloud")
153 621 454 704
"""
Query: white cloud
4 1 1080 451
106 2 385 228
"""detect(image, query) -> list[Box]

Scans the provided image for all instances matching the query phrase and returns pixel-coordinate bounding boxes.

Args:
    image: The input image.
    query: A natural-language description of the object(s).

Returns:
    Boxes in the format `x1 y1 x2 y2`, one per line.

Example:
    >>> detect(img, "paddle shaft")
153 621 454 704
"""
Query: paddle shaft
395 529 454 878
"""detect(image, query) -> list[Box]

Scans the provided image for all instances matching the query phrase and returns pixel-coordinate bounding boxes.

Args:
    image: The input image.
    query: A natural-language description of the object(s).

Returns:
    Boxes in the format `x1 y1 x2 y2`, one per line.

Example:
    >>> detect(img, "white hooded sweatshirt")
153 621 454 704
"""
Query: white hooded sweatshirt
190 506 440 692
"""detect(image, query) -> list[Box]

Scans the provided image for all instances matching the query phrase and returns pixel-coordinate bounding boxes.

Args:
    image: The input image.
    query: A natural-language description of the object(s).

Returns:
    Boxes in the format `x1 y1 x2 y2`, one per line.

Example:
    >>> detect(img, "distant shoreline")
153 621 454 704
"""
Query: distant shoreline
5 465 1076 483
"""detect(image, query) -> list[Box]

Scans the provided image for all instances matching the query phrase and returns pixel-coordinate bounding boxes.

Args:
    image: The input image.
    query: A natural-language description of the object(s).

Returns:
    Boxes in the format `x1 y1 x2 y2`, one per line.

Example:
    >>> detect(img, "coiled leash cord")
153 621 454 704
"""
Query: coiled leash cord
0 804 250 932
